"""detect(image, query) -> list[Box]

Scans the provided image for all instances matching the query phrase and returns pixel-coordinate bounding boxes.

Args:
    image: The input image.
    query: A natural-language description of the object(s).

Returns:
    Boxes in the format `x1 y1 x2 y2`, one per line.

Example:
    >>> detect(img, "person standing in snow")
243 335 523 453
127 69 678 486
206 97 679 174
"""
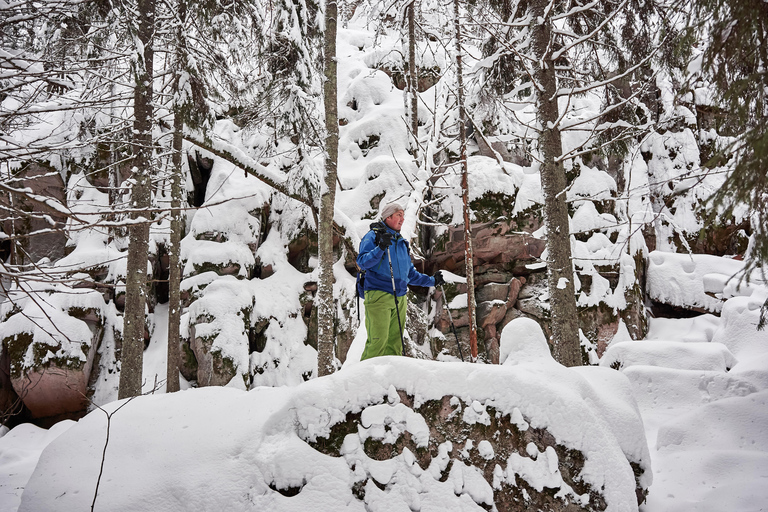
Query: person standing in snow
357 202 445 360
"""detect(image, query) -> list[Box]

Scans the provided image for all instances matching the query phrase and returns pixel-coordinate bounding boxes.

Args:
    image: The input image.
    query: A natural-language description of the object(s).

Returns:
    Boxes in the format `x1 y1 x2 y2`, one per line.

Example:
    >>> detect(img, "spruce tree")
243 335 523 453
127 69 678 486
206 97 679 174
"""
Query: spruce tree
470 0 669 365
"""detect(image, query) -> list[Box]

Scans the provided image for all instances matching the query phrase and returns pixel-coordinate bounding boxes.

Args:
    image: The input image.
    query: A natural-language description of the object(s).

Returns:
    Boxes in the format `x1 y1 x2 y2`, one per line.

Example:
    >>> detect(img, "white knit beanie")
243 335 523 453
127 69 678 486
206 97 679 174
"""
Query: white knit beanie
380 202 404 220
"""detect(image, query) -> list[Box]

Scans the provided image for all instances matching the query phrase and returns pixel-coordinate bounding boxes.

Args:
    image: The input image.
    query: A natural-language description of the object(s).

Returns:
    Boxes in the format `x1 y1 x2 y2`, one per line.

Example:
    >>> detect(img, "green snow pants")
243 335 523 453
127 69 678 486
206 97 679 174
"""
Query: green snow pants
361 289 407 360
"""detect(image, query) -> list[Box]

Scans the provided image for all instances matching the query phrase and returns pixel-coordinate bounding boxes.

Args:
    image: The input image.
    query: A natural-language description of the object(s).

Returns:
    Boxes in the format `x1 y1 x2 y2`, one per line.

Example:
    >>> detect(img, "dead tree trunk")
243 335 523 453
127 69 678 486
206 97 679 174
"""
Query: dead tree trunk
454 0 479 360
317 0 339 377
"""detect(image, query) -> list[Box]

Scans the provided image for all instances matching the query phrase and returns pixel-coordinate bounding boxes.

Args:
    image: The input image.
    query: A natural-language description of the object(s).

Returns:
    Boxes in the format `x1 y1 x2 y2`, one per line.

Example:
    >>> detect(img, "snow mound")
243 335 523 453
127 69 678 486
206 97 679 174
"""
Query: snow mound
646 251 752 313
711 295 768 359
499 317 550 364
0 421 74 512
600 341 737 372
19 358 649 512
622 366 758 411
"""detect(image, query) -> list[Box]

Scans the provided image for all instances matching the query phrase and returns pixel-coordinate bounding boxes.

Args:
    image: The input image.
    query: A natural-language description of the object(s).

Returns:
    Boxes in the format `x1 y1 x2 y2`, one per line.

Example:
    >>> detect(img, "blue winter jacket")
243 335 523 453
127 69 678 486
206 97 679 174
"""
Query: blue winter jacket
357 222 435 297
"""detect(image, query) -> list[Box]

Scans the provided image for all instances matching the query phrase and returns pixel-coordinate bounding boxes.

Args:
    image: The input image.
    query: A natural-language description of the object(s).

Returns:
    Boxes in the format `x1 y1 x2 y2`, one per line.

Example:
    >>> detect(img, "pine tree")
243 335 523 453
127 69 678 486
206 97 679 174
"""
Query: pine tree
690 0 768 328
693 0 768 277
119 0 156 399
469 0 669 365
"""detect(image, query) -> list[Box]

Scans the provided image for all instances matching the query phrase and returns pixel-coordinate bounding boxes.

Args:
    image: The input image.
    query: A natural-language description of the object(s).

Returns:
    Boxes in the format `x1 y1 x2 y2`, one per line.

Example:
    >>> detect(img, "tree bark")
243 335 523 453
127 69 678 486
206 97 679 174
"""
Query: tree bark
454 0 479 361
530 0 581 367
166 0 187 394
119 0 155 398
317 0 339 377
407 1 418 158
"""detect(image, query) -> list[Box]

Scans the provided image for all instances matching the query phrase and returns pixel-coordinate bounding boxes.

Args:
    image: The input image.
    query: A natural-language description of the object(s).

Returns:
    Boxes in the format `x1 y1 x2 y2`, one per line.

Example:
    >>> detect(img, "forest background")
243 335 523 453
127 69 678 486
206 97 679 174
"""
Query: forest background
0 0 766 419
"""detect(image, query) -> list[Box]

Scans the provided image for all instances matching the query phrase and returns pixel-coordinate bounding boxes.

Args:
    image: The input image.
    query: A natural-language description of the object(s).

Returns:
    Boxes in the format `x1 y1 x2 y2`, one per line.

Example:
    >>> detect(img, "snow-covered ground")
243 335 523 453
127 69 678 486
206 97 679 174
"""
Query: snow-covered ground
1 5 766 510
1 254 766 512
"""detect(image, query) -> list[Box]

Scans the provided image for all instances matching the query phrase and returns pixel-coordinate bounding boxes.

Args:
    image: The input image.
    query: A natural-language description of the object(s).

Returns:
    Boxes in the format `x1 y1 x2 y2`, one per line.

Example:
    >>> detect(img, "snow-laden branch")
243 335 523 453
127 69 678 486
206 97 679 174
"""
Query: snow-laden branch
551 0 601 21
183 131 317 218
551 0 629 61
555 49 657 99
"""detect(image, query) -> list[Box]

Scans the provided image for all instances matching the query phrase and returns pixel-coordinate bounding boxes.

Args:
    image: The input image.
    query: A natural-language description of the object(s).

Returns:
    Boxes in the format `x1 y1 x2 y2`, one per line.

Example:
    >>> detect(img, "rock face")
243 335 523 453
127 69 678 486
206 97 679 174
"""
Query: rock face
313 392 613 511
0 162 67 266
302 356 650 512
17 353 650 512
431 221 546 273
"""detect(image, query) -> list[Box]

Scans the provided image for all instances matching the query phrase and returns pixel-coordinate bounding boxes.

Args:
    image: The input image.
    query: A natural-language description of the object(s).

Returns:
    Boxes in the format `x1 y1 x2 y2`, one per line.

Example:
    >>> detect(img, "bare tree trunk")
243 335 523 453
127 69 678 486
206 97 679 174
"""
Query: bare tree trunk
407 1 418 158
454 0 479 361
119 0 155 398
530 0 581 367
166 0 187 394
317 0 339 377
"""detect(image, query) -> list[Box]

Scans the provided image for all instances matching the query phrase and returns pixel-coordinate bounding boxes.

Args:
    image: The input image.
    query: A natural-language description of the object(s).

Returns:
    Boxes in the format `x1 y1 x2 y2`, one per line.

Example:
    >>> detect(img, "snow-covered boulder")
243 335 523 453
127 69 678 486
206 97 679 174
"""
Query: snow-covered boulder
710 295 768 359
499 316 551 364
0 286 105 418
646 251 746 314
19 357 650 512
600 340 737 372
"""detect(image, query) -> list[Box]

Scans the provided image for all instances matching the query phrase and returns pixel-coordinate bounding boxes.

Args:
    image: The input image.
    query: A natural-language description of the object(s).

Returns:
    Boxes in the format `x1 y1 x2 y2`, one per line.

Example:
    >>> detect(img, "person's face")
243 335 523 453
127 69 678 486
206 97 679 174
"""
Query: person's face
384 209 405 231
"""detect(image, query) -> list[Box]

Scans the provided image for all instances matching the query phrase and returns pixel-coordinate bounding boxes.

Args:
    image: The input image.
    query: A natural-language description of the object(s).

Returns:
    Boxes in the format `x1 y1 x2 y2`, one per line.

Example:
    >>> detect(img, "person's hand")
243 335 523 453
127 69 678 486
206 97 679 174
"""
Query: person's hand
433 270 445 286
374 230 393 250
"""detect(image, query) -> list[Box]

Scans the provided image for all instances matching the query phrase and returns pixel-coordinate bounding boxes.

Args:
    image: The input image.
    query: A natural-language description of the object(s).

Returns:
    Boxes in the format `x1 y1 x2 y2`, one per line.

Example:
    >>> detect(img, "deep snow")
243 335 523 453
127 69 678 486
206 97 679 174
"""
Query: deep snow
1 255 767 511
1 3 766 511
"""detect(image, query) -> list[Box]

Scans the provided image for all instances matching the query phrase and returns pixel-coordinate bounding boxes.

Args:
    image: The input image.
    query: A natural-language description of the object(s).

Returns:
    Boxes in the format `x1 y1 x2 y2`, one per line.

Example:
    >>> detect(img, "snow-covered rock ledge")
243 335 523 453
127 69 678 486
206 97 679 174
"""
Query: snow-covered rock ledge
19 320 650 512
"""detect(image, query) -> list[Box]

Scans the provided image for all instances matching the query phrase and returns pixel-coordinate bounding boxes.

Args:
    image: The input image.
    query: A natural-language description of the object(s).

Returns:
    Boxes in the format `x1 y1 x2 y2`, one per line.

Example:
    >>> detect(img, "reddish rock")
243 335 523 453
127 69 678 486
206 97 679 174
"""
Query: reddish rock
432 221 545 270
477 300 507 328
8 330 99 420
487 336 501 364
597 321 620 358
477 282 509 303
12 366 91 419
0 162 67 265
507 277 524 307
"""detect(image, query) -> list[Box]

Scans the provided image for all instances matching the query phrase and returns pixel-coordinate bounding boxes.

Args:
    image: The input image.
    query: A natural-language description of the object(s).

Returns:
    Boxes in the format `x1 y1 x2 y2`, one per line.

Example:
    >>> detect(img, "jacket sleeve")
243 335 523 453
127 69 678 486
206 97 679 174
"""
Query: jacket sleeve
407 264 436 288
357 232 385 271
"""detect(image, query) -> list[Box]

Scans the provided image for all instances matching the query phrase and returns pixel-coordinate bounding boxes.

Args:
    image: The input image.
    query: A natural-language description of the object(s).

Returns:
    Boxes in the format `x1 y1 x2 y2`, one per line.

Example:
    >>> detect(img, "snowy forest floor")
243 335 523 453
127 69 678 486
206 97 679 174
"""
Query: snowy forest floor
1 304 766 511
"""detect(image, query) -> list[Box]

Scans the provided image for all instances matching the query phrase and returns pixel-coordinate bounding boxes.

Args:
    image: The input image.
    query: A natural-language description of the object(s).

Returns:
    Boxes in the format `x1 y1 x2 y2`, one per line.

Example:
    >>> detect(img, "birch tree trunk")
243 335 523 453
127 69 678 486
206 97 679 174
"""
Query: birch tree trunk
119 0 156 398
530 0 581 367
317 0 339 377
454 0 479 360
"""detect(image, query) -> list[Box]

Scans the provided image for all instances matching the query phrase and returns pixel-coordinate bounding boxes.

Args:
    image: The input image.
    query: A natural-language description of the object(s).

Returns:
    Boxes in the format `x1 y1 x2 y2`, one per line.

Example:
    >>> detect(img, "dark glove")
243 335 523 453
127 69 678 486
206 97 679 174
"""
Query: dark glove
433 270 445 287
374 230 393 251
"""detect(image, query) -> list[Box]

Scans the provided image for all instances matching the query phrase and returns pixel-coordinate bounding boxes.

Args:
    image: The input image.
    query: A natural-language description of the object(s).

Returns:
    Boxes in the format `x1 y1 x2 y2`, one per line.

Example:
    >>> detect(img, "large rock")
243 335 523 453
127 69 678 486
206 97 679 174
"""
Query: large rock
431 220 545 272
0 162 67 265
0 288 105 420
187 277 252 388
600 341 737 372
477 300 507 328
19 358 651 512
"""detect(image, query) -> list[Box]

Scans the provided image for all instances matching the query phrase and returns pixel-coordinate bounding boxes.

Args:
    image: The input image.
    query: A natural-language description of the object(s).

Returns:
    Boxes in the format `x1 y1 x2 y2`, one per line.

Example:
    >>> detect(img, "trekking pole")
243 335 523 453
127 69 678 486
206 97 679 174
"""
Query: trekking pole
386 246 405 354
440 284 464 362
